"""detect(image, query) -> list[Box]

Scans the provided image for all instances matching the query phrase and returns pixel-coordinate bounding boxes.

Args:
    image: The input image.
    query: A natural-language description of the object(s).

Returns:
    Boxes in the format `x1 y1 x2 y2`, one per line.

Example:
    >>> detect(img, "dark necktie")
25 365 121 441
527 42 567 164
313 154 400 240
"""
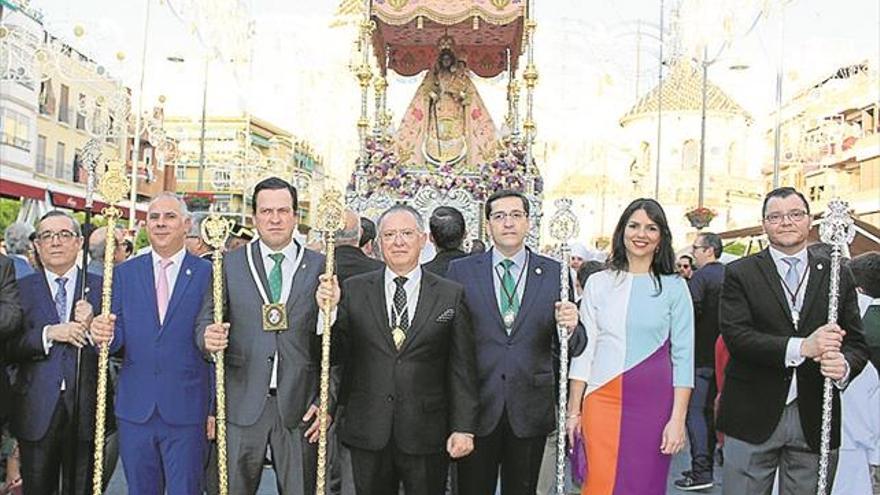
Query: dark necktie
393 276 409 332
55 277 68 322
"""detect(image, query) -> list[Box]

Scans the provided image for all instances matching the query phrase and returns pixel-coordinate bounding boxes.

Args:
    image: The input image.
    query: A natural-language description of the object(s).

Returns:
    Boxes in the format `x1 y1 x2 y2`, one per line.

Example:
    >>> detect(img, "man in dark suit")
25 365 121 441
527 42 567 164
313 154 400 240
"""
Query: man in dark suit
336 209 384 283
446 190 585 495
3 222 35 279
0 254 22 430
200 177 327 495
92 193 213 495
5 211 102 494
359 217 378 259
423 206 468 277
718 187 868 495
317 204 479 495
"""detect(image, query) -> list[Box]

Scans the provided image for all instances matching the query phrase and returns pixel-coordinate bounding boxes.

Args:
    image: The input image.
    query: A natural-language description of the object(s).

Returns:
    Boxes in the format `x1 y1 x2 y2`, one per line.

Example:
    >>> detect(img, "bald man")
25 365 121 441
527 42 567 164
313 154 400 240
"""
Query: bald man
334 209 384 283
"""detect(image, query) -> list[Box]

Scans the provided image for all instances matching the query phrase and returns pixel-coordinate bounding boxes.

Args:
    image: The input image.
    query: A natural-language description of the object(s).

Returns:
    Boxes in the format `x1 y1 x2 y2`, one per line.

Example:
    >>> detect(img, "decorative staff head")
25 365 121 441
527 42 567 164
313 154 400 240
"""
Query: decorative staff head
315 188 345 235
98 159 130 214
201 212 233 251
82 138 103 207
819 199 856 256
548 198 579 251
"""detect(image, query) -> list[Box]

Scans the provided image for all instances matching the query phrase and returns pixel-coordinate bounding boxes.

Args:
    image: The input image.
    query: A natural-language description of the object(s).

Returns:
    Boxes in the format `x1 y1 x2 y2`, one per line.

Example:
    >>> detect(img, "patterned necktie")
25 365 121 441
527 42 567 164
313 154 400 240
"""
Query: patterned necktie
54 277 68 323
156 259 173 323
781 257 801 310
268 253 285 304
393 276 409 332
499 259 520 317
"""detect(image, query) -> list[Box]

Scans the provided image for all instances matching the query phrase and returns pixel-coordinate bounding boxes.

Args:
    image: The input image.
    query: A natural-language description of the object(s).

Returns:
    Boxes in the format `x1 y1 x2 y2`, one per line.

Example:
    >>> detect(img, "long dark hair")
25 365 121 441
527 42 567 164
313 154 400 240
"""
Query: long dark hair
609 198 676 293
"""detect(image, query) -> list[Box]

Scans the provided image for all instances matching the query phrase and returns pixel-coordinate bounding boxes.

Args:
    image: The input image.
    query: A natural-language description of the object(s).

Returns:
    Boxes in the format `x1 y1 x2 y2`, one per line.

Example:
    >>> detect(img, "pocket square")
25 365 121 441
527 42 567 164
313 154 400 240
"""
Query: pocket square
435 308 455 323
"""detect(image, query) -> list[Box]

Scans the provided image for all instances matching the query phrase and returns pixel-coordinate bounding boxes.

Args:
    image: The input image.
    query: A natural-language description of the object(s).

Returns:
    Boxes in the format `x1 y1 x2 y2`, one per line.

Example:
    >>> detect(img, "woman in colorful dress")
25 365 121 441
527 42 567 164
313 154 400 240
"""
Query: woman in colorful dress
565 198 694 494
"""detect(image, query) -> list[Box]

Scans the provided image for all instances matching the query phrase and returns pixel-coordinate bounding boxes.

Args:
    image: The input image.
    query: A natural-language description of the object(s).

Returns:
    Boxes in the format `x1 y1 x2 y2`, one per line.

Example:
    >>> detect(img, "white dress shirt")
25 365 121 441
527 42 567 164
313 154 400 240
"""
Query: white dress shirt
41 265 79 390
258 239 301 389
384 266 422 329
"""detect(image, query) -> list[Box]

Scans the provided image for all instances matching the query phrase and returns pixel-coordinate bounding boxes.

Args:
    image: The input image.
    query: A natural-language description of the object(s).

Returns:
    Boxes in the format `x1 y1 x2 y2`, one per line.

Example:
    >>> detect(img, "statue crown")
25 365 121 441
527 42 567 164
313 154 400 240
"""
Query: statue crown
437 34 455 51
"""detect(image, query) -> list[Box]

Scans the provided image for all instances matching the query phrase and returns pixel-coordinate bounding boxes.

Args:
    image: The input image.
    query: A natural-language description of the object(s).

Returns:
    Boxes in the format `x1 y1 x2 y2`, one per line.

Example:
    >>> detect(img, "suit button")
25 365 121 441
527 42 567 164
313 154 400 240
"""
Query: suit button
268 356 274 363
501 374 506 381
506 342 512 348
386 395 394 402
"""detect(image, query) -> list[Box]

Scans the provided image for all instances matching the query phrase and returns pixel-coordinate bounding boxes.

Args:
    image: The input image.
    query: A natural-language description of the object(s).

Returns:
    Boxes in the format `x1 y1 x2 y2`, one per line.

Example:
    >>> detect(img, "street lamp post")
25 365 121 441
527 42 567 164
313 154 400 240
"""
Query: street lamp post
128 0 153 229
698 46 709 209
197 55 209 192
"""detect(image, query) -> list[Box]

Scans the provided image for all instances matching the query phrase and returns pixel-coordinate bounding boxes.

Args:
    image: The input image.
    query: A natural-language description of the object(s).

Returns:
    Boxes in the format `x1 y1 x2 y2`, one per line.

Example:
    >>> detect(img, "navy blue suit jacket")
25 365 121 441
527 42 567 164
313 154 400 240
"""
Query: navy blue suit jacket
6 268 103 442
446 248 587 438
109 252 212 426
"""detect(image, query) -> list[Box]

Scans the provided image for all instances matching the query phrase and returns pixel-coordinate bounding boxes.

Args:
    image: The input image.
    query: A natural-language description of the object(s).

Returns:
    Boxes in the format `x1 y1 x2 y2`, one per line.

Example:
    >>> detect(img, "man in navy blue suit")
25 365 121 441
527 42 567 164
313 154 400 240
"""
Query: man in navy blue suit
446 190 586 495
6 211 102 494
92 192 212 495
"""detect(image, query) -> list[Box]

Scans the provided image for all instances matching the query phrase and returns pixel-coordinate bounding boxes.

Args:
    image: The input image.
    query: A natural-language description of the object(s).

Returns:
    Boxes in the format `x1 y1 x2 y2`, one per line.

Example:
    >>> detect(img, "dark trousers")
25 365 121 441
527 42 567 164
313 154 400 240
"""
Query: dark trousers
457 411 546 495
686 367 717 481
19 396 93 495
349 442 448 495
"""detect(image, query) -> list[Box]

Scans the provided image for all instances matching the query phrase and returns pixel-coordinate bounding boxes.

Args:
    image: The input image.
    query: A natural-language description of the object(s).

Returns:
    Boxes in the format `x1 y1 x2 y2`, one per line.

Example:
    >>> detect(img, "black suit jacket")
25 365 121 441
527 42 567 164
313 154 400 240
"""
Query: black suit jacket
0 255 23 426
335 245 384 283
422 248 467 277
332 269 478 455
717 248 868 451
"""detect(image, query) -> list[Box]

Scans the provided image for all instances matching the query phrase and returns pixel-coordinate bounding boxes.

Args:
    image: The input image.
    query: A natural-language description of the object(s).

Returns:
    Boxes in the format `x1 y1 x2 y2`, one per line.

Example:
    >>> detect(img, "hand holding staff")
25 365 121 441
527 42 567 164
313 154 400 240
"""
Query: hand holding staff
548 198 579 495
314 189 345 495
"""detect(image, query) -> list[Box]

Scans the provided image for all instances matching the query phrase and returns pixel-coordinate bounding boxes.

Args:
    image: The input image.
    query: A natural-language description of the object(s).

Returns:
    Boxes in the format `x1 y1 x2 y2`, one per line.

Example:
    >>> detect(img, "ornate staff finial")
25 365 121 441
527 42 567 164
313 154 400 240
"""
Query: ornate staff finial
549 198 579 247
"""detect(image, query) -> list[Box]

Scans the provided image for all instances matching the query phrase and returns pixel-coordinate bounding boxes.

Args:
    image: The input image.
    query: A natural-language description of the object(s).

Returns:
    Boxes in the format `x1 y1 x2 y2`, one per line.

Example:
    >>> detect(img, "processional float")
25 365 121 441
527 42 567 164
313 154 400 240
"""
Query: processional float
346 0 544 247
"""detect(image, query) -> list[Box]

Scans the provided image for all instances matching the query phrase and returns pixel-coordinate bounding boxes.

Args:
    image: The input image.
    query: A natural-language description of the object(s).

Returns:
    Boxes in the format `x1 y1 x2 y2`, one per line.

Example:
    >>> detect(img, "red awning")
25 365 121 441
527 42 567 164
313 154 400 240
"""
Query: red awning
0 179 46 200
50 191 146 221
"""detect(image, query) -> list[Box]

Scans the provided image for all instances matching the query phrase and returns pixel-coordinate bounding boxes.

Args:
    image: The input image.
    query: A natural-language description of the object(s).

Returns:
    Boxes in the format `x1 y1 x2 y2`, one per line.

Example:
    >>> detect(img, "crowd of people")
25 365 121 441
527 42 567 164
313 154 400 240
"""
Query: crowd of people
0 178 877 495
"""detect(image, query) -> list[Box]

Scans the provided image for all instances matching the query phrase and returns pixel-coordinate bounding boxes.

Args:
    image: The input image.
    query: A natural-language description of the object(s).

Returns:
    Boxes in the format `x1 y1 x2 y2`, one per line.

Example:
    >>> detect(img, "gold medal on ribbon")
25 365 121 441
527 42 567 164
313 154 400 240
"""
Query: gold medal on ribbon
262 303 288 332
391 327 406 350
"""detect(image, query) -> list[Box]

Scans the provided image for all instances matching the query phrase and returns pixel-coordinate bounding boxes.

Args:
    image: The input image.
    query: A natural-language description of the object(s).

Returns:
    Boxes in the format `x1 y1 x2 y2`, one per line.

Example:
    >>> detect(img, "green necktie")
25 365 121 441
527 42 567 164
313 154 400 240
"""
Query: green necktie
268 253 285 303
499 259 520 317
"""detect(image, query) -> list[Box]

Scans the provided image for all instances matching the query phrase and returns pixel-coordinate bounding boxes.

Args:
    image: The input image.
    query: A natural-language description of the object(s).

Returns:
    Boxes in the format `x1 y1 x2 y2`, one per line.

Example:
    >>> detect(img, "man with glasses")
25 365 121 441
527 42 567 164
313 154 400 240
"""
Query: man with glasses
717 187 868 494
675 232 724 491
6 211 103 494
316 204 478 494
677 254 694 280
446 190 585 495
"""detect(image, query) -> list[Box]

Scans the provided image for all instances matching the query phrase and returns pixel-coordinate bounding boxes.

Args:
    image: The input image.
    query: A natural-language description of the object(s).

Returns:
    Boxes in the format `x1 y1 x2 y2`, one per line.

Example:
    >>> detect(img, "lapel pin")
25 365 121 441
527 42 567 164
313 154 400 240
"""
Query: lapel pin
817 263 824 271
535 267 542 275
186 268 192 276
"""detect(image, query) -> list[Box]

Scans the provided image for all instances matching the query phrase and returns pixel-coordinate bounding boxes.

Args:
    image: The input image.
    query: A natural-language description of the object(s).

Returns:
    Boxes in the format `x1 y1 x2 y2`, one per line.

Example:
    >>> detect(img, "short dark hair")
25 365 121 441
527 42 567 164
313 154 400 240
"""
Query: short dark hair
762 186 810 219
484 190 530 220
38 210 82 237
359 217 376 248
429 206 466 251
678 254 694 264
851 251 880 299
470 238 486 254
697 232 723 259
252 177 298 214
577 260 604 288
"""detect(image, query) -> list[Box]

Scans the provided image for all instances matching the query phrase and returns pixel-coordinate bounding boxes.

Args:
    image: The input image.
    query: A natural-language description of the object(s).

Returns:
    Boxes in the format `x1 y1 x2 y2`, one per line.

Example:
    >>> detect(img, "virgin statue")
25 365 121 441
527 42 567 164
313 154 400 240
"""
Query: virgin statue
392 36 498 170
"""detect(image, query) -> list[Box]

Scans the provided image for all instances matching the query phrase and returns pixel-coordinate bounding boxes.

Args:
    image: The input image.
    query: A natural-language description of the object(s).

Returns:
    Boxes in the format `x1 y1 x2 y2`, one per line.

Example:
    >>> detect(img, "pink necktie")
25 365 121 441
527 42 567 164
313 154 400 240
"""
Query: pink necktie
157 258 173 324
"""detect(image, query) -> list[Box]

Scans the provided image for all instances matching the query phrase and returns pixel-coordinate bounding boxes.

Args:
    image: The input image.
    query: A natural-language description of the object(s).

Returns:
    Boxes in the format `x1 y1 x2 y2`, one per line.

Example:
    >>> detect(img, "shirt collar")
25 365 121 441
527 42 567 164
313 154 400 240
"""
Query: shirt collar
152 247 187 268
385 265 422 287
45 265 78 285
768 245 808 267
491 246 527 269
259 239 298 262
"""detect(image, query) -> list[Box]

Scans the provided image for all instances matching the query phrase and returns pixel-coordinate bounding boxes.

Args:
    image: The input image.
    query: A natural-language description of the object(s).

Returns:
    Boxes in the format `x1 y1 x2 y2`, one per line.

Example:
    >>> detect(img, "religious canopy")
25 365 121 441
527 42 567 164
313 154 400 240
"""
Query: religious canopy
371 0 525 78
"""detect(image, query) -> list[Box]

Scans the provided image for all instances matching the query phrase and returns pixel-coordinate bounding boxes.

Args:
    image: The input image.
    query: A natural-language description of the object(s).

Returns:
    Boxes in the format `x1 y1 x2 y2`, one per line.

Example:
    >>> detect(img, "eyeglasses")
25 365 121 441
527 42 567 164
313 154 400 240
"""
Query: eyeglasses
36 230 78 243
764 210 808 224
692 244 709 251
676 263 691 269
489 210 528 223
380 229 418 242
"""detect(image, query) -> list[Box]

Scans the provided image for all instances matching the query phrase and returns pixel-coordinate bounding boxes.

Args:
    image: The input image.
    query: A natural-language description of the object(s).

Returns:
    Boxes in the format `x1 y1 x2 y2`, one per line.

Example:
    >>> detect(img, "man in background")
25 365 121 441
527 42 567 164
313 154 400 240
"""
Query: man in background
423 206 468 277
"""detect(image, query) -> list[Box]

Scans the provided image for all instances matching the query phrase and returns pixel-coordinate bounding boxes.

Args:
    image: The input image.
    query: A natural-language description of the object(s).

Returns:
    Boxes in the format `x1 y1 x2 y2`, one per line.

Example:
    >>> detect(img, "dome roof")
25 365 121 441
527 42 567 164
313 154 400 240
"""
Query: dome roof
620 60 751 126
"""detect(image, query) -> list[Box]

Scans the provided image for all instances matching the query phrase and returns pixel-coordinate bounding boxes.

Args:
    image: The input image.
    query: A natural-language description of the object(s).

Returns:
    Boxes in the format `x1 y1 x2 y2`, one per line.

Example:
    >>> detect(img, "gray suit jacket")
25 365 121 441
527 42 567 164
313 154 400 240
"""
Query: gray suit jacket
197 241 325 428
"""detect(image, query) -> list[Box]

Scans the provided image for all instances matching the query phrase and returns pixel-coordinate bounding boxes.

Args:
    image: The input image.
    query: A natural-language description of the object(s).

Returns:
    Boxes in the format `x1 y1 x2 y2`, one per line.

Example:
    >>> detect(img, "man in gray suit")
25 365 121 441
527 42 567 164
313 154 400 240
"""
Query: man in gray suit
199 177 326 495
